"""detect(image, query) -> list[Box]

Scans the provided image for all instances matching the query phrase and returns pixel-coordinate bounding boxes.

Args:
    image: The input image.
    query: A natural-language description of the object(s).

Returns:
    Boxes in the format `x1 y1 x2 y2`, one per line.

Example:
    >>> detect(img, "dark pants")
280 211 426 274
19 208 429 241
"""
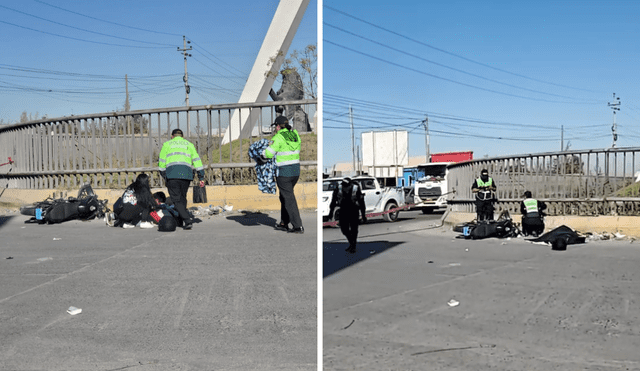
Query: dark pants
475 199 494 221
166 178 192 225
522 214 545 236
339 208 360 247
116 203 150 226
276 175 302 229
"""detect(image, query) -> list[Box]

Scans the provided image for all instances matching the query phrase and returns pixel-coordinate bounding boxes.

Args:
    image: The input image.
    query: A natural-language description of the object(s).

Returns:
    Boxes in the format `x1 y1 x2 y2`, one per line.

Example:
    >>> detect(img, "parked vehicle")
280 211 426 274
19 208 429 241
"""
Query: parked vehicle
410 162 452 214
322 175 406 224
403 152 473 214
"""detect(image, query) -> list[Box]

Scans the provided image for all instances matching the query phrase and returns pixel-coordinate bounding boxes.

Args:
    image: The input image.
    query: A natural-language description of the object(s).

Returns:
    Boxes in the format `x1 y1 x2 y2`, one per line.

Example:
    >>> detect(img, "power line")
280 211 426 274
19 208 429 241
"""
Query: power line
324 22 602 104
1 5 175 47
324 5 604 95
325 39 601 105
33 0 183 37
0 20 172 49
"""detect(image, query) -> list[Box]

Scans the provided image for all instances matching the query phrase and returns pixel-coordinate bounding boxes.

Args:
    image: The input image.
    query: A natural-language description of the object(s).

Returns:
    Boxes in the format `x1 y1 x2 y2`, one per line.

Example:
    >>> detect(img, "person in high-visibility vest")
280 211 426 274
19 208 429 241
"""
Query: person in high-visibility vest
520 190 547 237
329 177 367 253
159 128 205 230
262 116 304 234
471 169 496 221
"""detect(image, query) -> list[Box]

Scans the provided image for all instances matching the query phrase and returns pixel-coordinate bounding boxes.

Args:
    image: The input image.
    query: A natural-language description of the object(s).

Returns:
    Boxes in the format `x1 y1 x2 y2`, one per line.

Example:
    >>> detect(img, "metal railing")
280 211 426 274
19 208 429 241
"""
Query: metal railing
0 100 317 189
447 147 640 216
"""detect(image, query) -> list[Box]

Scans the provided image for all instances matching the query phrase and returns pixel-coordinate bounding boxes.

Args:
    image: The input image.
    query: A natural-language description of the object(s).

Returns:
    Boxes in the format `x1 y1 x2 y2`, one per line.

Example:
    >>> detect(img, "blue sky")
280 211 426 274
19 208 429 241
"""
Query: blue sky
322 0 640 170
1 0 317 123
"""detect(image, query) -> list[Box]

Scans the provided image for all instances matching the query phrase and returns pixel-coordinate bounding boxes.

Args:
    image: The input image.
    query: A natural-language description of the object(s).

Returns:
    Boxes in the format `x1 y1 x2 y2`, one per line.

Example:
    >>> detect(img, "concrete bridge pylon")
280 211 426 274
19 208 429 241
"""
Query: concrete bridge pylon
221 0 311 145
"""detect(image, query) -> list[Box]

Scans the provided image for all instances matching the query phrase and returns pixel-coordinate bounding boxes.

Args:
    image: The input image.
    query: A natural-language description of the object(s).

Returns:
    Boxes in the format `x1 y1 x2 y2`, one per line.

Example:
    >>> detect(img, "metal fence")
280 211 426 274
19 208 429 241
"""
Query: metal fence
0 100 317 190
447 147 640 216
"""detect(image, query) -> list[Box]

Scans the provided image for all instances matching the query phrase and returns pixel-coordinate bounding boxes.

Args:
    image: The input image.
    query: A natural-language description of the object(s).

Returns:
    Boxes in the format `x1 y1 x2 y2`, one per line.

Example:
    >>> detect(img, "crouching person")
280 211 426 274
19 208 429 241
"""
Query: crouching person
520 190 546 237
113 173 157 229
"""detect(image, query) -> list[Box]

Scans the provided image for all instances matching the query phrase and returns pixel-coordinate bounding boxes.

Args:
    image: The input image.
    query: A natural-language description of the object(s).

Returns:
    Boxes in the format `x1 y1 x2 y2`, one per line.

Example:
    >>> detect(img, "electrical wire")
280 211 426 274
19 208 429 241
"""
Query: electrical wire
324 5 604 95
325 22 602 104
0 20 172 49
33 0 183 37
1 5 175 47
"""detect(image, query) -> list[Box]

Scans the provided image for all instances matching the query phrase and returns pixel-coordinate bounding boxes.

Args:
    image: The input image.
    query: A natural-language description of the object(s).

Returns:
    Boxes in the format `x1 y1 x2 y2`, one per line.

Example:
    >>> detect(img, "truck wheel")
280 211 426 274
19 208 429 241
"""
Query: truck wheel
383 202 399 222
421 208 434 214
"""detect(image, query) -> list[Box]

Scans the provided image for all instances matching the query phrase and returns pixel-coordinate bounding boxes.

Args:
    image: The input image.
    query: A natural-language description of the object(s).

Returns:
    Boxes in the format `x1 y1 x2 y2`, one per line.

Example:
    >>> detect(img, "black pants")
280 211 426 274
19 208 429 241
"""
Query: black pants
166 178 192 225
522 215 545 236
475 199 494 221
276 175 302 229
116 203 151 226
339 208 360 247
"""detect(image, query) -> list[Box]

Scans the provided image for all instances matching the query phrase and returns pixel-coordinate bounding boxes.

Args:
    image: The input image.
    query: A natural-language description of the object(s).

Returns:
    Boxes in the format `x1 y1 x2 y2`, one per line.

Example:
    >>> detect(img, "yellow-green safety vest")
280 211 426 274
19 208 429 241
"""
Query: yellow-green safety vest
476 177 493 187
159 136 204 180
523 198 539 214
264 128 301 167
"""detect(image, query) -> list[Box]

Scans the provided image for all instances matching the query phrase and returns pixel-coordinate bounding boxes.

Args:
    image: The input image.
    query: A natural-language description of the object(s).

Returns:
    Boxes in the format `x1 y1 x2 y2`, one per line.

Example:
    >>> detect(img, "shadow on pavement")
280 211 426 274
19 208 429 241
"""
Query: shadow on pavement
323 240 404 278
226 211 277 228
0 215 14 230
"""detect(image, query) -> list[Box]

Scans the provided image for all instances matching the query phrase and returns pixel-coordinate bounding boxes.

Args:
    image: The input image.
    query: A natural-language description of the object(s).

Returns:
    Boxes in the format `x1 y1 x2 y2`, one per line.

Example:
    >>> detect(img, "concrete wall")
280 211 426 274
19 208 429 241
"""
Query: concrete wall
445 212 640 238
0 182 317 213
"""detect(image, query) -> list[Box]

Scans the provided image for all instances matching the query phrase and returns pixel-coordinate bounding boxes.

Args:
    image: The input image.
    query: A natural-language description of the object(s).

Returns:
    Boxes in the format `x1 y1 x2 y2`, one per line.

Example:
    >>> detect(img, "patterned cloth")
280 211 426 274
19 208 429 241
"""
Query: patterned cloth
248 139 277 194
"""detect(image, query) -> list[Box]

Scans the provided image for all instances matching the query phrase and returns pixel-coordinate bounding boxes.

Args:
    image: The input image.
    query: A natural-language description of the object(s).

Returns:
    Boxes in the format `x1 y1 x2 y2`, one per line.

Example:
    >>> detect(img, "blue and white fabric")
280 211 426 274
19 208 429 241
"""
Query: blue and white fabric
248 139 277 194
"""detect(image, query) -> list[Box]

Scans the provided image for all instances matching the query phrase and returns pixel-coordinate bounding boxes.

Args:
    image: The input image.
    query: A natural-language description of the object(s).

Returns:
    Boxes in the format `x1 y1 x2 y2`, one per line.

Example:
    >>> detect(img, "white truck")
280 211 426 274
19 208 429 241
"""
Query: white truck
411 162 452 214
322 175 406 224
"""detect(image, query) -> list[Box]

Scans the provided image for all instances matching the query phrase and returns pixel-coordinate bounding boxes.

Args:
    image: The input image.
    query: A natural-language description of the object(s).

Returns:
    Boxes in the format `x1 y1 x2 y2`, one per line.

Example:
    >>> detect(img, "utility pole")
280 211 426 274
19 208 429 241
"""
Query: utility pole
608 93 621 148
422 115 430 163
349 105 356 175
560 125 564 151
177 36 192 126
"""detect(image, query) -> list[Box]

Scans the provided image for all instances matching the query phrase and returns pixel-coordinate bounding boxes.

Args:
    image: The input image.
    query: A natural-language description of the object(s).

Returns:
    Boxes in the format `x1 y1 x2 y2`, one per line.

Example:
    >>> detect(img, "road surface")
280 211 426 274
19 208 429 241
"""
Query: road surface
0 210 317 371
324 211 640 370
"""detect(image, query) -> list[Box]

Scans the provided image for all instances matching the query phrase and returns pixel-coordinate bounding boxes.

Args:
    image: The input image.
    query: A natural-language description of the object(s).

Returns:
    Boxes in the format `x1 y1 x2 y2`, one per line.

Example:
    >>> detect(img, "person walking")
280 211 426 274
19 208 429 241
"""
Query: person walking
158 128 205 230
520 190 547 237
262 115 304 234
472 169 497 221
329 177 367 253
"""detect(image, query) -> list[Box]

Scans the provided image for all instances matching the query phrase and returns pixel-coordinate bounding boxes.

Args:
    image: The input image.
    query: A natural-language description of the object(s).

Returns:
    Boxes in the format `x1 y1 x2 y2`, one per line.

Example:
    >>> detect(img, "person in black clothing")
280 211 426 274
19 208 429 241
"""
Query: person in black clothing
520 190 547 237
329 177 367 253
471 169 497 221
114 173 157 229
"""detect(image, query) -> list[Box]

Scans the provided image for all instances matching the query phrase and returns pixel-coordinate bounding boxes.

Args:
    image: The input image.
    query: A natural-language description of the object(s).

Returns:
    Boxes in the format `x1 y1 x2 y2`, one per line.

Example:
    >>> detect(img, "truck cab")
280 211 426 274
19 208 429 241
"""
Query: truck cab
412 162 451 214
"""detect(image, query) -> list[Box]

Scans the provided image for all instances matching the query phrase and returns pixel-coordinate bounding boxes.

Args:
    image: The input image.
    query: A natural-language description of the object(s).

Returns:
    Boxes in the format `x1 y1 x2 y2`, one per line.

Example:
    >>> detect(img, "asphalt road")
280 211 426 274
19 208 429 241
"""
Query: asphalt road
323 211 640 370
0 210 317 371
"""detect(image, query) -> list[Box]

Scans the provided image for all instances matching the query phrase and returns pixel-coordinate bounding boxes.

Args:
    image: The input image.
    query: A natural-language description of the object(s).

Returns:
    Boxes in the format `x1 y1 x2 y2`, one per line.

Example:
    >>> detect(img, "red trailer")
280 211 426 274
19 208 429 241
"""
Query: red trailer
429 151 473 163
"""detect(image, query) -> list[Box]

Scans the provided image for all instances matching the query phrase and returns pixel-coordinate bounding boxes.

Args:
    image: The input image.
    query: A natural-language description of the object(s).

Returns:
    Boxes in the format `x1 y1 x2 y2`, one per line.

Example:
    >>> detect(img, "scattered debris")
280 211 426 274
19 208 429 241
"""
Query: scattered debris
53 238 61 241
447 299 460 307
427 261 434 264
37 257 52 262
449 263 460 267
67 307 82 315
223 205 233 212
6 257 13 259
369 250 375 254
343 319 355 330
